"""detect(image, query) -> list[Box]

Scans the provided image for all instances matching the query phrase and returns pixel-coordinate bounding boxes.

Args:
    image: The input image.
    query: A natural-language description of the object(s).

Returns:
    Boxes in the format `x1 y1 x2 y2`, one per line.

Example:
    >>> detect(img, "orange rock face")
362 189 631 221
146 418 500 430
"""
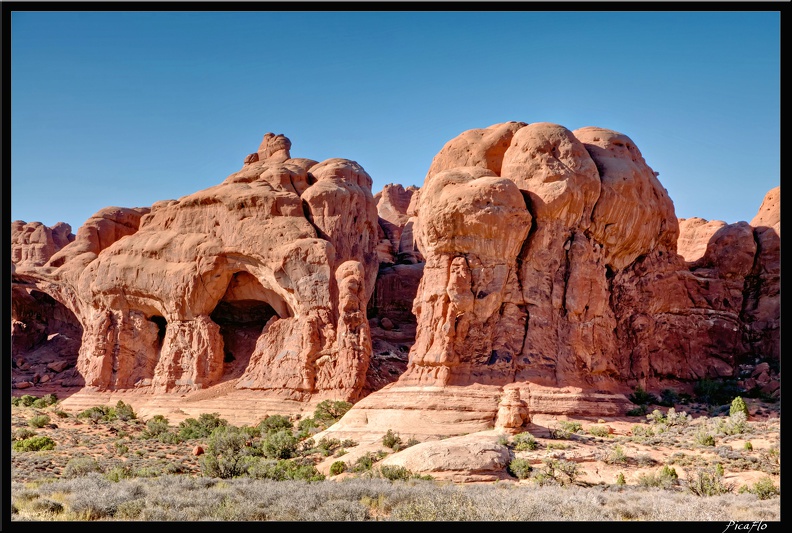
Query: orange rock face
11 221 74 268
394 122 779 396
11 125 780 422
12 134 379 402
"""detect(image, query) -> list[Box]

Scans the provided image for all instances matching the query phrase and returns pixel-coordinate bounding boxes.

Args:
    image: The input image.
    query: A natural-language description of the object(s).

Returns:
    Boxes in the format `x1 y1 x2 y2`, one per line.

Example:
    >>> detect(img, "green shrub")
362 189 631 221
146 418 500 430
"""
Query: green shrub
178 412 228 440
63 457 103 477
694 379 743 406
638 465 679 489
152 431 179 444
632 424 654 437
695 430 716 446
715 411 748 435
382 429 403 451
626 405 649 416
31 393 59 409
297 417 319 439
261 429 298 460
143 415 170 437
607 445 628 464
664 407 692 427
105 465 133 482
12 435 56 452
588 425 611 438
730 396 749 418
616 472 626 485
29 498 64 515
12 394 39 407
13 428 37 440
744 441 753 451
507 457 533 480
258 414 293 435
28 414 51 428
646 409 666 424
113 400 136 421
313 400 353 428
53 409 69 419
551 421 582 439
200 425 257 478
77 405 115 423
513 432 539 450
330 460 347 475
687 467 734 496
378 465 413 481
658 389 679 407
114 441 129 455
133 466 161 478
351 452 386 473
163 462 185 475
747 477 780 500
239 425 261 439
629 386 657 405
538 458 579 486
315 437 342 456
247 458 325 482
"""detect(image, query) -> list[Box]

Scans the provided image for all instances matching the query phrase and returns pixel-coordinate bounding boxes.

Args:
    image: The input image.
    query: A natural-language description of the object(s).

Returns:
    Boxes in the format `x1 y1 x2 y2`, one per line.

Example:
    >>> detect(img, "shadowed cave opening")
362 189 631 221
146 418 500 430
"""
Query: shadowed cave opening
209 271 288 379
149 315 167 354
11 288 84 386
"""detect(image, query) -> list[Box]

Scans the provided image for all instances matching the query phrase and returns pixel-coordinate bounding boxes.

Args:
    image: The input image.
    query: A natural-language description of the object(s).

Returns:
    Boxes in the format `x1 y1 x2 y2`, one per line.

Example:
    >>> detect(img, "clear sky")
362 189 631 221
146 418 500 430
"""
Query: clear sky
10 9 781 230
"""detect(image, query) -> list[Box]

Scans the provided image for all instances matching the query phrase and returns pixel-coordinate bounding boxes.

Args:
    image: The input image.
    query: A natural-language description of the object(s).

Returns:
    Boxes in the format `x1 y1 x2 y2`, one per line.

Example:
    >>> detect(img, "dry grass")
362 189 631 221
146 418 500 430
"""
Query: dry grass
10 394 781 521
11 475 781 521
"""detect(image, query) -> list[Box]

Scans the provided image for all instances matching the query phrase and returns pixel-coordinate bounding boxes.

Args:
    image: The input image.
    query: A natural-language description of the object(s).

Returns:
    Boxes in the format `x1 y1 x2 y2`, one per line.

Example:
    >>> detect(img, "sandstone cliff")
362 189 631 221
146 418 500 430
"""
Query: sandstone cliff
11 125 780 431
12 134 379 402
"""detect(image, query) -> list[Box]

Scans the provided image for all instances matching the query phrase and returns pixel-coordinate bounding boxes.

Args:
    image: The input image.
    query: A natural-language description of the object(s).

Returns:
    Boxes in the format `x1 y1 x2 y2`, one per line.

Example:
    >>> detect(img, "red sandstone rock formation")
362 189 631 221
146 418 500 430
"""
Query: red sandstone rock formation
12 134 379 402
374 183 421 264
11 221 74 268
11 125 780 425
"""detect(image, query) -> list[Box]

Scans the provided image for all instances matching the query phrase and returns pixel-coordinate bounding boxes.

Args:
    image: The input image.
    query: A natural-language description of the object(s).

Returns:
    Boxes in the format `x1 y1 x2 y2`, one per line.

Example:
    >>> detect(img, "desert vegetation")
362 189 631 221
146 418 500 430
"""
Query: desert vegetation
10 392 780 521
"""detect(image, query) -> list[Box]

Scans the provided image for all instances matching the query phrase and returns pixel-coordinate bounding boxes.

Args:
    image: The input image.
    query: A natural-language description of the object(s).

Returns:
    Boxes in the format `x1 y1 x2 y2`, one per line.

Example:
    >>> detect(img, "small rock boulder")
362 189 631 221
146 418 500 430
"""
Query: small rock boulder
47 361 70 373
378 434 512 482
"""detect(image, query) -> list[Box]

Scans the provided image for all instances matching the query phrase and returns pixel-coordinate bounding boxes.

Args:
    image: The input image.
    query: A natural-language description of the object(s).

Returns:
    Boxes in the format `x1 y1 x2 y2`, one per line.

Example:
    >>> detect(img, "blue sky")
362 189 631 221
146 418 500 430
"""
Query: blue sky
11 10 780 230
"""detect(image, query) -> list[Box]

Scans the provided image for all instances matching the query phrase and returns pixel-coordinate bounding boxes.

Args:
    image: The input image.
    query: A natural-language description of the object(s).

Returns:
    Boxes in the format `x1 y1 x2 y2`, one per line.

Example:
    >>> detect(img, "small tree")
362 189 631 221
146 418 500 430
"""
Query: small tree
313 400 353 428
114 400 136 421
200 425 256 478
730 396 749 419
